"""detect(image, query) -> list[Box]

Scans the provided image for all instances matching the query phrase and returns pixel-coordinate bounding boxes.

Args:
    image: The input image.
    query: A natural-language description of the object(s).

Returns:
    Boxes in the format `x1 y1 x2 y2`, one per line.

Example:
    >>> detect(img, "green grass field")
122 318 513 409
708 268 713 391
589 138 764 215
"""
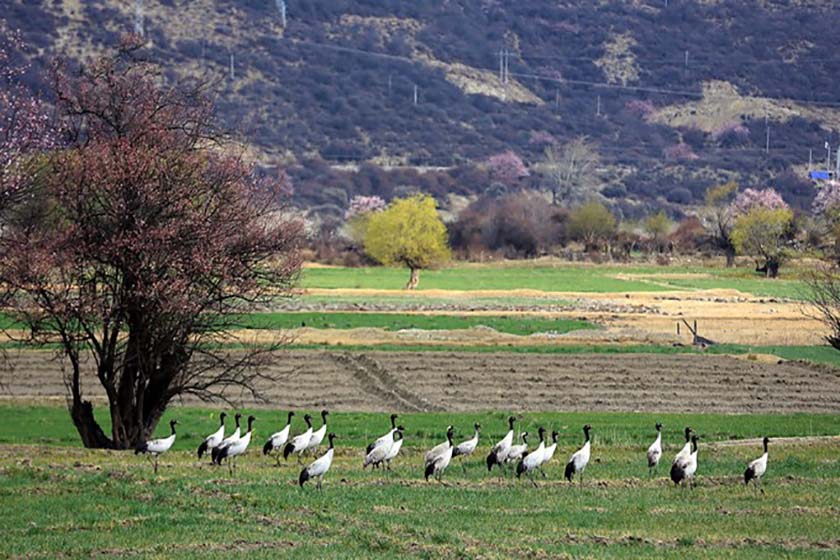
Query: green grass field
301 263 810 299
234 312 594 335
2 404 839 558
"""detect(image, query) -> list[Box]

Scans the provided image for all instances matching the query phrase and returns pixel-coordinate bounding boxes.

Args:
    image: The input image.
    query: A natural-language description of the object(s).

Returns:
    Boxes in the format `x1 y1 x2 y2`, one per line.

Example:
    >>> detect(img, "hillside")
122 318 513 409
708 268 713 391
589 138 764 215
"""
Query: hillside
6 0 840 217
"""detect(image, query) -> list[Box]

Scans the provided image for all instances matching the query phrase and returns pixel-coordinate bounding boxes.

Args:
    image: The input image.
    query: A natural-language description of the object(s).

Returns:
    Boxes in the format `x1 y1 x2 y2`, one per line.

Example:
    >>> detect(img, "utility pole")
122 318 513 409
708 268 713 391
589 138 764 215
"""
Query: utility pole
229 51 235 81
809 148 813 169
388 74 392 96
413 84 418 105
276 0 286 27
764 116 770 154
134 0 144 37
596 95 601 117
555 89 559 112
835 146 840 177
825 142 832 174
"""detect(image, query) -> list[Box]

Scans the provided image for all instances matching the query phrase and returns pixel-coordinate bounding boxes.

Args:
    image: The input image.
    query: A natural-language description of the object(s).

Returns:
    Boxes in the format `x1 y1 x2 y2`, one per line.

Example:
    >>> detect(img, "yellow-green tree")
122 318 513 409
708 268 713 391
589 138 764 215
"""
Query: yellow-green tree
567 201 617 251
364 194 451 289
644 211 672 251
731 207 793 278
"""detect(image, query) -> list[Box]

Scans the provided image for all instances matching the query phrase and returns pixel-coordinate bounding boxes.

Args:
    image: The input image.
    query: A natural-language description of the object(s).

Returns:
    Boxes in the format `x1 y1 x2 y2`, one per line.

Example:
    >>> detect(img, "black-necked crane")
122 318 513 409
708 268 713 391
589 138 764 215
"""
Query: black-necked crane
672 426 693 469
213 415 255 475
135 419 178 474
564 424 592 484
671 434 699 487
283 413 313 463
366 413 398 455
263 411 295 465
424 425 454 483
744 437 770 491
197 412 227 461
299 433 336 491
506 431 529 465
304 410 329 455
486 416 516 472
516 426 547 487
647 422 663 476
219 412 243 452
425 425 454 467
452 423 480 471
383 426 405 470
539 430 559 478
364 426 403 470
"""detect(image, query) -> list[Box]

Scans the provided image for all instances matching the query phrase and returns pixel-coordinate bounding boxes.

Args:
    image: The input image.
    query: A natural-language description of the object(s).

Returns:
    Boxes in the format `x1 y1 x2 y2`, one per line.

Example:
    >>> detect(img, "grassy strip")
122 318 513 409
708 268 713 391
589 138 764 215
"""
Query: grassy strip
301 264 810 299
3 403 839 449
232 312 595 335
1 404 839 558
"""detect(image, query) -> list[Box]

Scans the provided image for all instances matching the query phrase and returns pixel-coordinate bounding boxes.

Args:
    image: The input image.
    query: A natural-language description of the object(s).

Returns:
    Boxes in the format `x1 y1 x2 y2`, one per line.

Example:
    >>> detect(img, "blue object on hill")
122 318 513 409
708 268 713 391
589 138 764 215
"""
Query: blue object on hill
810 170 832 180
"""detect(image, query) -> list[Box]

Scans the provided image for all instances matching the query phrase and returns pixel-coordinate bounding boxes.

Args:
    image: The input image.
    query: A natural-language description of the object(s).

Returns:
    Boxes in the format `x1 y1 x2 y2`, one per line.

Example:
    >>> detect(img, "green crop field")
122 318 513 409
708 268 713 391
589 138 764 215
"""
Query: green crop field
301 263 811 299
2 404 839 558
233 312 595 335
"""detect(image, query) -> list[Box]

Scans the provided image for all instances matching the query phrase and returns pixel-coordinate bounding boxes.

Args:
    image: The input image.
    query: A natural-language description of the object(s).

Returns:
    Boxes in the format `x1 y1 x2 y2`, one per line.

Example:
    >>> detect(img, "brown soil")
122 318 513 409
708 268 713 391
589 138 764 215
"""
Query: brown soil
3 350 839 413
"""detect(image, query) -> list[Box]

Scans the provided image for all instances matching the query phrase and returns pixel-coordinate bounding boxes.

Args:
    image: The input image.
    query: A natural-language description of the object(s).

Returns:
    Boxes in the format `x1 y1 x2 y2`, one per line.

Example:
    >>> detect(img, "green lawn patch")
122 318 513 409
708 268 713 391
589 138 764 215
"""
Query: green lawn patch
233 312 595 335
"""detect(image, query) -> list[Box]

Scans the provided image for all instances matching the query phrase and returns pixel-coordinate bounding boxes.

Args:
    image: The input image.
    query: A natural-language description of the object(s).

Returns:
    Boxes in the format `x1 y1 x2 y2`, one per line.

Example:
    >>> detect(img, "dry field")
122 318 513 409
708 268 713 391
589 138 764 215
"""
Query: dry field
4 349 839 414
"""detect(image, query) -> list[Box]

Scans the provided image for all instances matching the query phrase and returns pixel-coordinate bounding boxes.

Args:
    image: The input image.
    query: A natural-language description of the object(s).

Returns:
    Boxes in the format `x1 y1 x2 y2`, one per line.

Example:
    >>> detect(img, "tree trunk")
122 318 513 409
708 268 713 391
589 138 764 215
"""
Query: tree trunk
725 246 735 267
766 258 780 278
69 398 116 449
405 267 420 290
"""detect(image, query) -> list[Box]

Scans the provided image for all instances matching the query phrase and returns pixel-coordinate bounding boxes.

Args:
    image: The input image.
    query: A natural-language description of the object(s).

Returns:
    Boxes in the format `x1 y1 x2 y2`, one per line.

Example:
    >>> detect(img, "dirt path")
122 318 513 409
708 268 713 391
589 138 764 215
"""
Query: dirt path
3 350 839 413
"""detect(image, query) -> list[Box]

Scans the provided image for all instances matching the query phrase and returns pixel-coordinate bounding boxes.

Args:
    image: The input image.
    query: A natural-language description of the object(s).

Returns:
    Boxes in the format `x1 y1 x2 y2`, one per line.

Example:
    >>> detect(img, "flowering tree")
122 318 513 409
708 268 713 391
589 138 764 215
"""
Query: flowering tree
486 150 529 185
345 195 386 219
812 181 840 223
663 142 699 161
345 195 385 246
0 21 54 211
732 187 788 215
0 37 303 449
625 99 655 119
712 121 749 147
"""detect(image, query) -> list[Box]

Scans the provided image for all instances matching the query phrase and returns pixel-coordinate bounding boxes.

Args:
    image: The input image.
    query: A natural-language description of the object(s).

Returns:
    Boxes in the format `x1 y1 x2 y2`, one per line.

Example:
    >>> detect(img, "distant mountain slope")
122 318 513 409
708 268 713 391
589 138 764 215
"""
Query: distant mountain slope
6 0 839 213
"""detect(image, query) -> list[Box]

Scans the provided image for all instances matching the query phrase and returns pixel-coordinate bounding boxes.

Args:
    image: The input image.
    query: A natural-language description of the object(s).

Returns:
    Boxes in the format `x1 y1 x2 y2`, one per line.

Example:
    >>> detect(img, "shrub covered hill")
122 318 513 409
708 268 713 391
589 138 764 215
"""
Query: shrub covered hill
8 0 840 218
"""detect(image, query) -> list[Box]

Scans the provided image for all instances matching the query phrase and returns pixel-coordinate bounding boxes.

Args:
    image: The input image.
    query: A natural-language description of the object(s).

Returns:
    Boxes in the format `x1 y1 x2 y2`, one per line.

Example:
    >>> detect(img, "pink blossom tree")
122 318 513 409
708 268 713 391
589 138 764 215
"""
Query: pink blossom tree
0 21 55 210
345 195 386 220
812 181 840 221
732 187 789 216
486 150 529 185
0 36 303 449
712 121 750 146
663 142 699 161
625 99 655 119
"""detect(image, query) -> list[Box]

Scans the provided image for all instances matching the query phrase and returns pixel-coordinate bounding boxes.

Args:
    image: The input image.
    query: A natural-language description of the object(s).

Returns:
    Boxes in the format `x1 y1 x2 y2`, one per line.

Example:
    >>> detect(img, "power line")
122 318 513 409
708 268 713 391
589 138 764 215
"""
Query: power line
287 38 840 108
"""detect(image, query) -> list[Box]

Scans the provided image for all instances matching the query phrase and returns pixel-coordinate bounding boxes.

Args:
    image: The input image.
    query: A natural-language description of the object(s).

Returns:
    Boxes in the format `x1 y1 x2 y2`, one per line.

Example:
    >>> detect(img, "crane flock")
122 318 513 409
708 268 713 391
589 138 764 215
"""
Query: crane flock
136 413 772 492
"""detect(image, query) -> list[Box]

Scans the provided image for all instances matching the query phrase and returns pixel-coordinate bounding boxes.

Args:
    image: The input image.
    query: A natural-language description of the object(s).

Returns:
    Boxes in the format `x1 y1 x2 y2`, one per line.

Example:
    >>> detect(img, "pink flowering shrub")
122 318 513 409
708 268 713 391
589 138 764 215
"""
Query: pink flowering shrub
712 121 750 146
663 143 698 161
732 188 789 216
529 130 556 146
486 150 530 183
0 21 55 208
345 195 386 220
813 181 840 219
625 99 655 119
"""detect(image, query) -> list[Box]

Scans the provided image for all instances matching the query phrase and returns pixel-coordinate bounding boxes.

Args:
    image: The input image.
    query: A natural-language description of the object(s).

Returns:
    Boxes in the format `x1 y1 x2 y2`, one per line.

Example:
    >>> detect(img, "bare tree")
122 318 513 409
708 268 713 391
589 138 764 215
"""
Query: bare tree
537 137 600 206
805 268 840 350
